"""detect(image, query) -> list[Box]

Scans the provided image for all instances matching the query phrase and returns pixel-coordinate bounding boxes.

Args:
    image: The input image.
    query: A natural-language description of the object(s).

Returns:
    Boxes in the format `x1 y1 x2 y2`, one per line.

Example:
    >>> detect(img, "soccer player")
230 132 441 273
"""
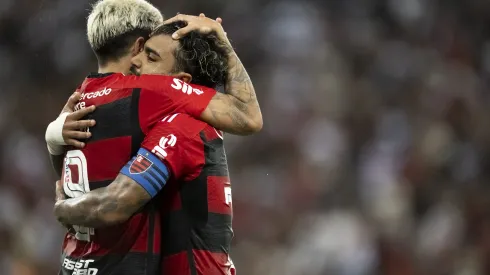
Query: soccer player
45 2 259 275
55 17 240 274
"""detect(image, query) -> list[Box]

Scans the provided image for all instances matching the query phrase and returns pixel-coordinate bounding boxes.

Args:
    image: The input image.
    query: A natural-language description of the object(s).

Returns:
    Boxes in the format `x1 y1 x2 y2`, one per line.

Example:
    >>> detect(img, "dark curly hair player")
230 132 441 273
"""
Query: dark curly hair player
130 20 229 89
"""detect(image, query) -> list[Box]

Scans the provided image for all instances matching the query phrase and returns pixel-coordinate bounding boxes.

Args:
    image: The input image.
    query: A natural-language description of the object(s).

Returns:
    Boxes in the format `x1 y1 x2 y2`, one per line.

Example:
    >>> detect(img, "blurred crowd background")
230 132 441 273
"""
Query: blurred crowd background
1 0 490 274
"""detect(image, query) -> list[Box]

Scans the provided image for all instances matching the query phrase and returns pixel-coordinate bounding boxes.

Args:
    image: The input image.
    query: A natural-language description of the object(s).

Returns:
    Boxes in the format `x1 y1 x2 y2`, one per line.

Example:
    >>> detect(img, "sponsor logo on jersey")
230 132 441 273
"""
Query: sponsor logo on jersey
80 87 112 100
171 78 204 95
152 134 177 159
129 154 153 174
63 258 98 275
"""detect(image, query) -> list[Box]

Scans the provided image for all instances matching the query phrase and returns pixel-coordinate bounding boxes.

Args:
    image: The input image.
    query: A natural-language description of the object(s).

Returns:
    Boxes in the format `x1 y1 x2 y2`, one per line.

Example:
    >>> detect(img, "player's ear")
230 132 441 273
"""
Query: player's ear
131 37 146 56
173 72 192 83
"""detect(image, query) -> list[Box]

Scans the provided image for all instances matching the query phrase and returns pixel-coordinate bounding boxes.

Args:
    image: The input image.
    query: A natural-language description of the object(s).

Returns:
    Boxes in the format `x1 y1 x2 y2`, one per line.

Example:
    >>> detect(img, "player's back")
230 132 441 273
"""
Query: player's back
59 72 217 275
138 114 235 275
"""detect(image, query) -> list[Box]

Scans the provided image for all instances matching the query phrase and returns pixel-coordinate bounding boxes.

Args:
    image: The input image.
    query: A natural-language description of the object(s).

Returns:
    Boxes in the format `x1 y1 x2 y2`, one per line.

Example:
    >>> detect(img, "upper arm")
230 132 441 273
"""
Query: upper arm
136 76 216 133
140 114 205 181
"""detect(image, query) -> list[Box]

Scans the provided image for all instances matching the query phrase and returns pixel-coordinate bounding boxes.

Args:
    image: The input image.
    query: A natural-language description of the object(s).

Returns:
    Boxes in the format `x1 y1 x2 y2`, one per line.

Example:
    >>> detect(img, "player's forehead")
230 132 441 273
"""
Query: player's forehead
145 35 179 58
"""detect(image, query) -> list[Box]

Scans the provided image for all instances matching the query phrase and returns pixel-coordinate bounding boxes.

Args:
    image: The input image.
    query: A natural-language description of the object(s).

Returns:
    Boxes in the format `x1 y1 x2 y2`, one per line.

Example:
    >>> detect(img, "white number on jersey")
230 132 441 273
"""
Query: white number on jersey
63 150 94 242
224 186 232 205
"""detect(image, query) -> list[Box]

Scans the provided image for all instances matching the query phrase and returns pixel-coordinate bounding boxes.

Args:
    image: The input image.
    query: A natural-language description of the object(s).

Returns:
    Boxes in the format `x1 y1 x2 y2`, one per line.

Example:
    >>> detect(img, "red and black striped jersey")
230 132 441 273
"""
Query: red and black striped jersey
59 72 216 275
139 113 235 275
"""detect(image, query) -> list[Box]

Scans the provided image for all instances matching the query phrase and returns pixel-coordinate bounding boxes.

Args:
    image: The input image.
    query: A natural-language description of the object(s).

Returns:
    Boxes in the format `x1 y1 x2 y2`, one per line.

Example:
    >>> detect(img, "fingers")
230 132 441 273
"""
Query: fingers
172 25 213 39
62 92 81 113
63 129 92 140
64 119 96 131
64 138 86 149
216 17 222 24
163 14 188 25
68 105 96 120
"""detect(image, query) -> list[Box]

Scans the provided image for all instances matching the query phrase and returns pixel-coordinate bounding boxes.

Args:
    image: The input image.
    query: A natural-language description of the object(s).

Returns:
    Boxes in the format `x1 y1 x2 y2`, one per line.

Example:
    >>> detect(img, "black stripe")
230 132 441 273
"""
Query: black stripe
152 163 170 182
87 72 114 78
161 211 232 256
61 251 159 275
89 180 112 190
146 203 156 275
130 88 144 157
141 173 161 193
146 169 166 189
86 97 132 143
200 132 229 177
187 245 197 275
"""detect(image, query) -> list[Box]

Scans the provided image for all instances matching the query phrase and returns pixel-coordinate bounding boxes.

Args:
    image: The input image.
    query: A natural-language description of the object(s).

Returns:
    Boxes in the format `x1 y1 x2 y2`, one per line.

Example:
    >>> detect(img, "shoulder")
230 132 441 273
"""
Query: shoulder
113 74 173 90
154 113 207 140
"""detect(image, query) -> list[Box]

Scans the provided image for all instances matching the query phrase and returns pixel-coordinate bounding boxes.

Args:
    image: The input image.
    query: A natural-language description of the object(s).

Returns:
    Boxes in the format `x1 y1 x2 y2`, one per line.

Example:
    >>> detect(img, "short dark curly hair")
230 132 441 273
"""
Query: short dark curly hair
151 21 229 88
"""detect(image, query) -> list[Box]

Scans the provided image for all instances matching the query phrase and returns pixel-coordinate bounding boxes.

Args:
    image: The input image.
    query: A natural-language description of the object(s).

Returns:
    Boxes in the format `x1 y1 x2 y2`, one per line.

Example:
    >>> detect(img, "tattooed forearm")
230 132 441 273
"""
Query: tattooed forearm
202 49 263 134
224 51 256 104
53 174 151 228
207 96 250 135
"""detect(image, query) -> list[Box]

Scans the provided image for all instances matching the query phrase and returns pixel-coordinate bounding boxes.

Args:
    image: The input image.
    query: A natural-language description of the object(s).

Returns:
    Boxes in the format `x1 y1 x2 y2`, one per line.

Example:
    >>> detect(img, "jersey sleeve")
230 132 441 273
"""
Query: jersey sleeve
134 75 217 133
120 148 171 198
121 114 206 197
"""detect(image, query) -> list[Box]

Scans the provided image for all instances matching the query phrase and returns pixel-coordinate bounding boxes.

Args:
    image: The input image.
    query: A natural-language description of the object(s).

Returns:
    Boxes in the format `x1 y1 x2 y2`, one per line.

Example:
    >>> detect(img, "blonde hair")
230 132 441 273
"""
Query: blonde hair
87 0 163 61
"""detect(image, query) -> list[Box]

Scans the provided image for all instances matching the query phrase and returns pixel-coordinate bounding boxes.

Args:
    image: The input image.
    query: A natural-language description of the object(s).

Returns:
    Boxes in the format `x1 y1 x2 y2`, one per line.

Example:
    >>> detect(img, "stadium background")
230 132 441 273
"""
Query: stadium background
1 0 490 274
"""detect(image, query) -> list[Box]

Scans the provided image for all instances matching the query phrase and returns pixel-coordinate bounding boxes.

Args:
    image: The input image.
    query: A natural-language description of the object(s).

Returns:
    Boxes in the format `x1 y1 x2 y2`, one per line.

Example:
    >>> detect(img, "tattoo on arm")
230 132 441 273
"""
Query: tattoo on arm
54 173 151 228
203 49 262 134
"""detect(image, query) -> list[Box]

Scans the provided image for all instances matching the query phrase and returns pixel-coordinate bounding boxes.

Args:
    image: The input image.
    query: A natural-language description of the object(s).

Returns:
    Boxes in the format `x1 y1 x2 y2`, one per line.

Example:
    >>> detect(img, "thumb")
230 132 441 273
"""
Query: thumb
63 92 81 113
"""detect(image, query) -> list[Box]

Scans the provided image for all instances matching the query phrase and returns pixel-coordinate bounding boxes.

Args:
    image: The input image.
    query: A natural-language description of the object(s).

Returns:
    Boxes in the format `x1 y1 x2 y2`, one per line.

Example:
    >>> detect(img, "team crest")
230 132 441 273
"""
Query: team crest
129 154 153 174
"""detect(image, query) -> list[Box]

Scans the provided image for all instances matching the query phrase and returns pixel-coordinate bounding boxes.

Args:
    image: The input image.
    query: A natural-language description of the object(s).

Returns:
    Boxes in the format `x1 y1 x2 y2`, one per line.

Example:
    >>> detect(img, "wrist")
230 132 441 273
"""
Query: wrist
45 112 70 155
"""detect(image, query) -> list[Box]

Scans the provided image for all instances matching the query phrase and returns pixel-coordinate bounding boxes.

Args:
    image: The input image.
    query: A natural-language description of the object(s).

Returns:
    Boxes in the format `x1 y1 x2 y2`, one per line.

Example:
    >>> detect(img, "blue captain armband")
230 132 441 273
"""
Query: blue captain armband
120 148 171 198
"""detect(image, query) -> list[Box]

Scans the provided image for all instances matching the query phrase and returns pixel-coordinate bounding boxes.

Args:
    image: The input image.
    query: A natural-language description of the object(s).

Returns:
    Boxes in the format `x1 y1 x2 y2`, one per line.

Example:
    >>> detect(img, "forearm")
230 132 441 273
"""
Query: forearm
202 49 262 134
224 51 256 103
54 188 121 228
50 154 64 178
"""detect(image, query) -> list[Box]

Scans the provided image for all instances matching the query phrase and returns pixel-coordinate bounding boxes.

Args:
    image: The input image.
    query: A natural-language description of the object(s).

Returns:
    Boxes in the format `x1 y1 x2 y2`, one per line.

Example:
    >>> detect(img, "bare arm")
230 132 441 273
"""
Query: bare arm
201 51 262 135
166 14 263 135
54 174 150 228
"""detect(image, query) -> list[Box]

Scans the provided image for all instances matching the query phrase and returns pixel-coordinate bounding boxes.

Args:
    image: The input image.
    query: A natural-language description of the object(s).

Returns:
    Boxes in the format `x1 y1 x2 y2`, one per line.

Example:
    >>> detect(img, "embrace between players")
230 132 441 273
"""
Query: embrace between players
44 0 262 274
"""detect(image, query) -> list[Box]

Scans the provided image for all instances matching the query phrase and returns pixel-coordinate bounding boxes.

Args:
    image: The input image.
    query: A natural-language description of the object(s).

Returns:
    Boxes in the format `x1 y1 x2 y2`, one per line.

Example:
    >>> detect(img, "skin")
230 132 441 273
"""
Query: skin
50 16 261 178
54 14 259 228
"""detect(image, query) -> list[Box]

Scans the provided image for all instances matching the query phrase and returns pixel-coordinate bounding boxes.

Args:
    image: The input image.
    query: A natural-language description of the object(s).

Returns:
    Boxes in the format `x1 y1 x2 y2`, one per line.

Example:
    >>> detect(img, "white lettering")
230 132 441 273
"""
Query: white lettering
151 134 177 159
63 258 98 275
224 186 232 205
80 87 112 100
170 78 204 95
171 78 183 90
74 101 86 111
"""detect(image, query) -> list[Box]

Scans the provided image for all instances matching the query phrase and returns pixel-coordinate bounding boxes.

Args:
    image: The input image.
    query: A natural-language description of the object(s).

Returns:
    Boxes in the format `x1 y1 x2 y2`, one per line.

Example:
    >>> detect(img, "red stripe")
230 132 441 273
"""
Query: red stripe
131 161 147 173
161 252 190 275
207 176 232 215
79 84 133 107
161 250 231 275
83 136 131 181
141 158 151 166
192 250 232 275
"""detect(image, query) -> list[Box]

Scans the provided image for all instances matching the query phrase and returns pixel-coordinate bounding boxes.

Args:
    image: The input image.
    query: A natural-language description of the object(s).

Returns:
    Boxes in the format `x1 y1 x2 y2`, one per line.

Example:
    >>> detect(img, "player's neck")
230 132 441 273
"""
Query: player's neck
98 60 130 75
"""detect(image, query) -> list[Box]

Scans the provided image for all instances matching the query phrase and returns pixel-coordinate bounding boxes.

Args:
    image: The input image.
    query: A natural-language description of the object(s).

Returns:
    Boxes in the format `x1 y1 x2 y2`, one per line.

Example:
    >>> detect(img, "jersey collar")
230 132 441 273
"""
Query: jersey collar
87 72 115 78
